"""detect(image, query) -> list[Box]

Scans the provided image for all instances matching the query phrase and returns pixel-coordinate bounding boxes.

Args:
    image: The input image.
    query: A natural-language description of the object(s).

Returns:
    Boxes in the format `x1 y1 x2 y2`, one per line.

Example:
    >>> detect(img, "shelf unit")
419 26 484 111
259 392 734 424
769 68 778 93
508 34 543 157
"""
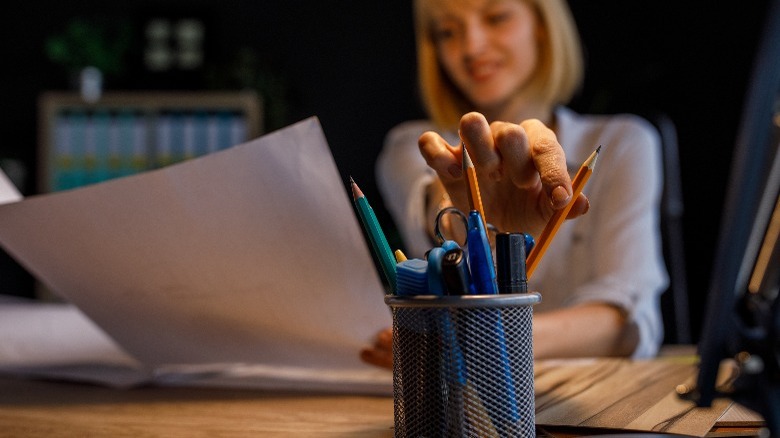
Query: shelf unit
37 91 263 193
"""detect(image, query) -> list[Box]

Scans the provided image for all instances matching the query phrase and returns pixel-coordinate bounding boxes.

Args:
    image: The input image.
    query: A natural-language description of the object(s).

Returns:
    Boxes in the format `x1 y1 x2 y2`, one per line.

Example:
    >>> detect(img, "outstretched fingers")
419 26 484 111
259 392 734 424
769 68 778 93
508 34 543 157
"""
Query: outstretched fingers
458 112 501 181
520 119 572 209
418 130 461 180
491 121 537 189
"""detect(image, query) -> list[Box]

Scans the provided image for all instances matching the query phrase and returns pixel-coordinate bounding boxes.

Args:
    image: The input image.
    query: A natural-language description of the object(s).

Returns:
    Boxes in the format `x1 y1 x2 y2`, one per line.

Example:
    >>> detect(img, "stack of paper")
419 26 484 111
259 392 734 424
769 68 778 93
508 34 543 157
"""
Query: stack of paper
0 117 393 394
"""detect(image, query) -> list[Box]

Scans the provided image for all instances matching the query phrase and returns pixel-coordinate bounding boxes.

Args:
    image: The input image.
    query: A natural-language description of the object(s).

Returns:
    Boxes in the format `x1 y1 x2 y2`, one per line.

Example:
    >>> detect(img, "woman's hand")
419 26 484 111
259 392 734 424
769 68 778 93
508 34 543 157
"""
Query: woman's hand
360 327 393 370
418 112 588 238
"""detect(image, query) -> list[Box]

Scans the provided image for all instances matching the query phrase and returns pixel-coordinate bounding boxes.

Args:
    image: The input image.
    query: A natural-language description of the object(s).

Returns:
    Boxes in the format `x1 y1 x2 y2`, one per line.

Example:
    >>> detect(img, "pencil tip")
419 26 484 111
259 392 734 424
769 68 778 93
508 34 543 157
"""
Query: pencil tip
585 145 601 169
462 142 474 169
350 177 363 199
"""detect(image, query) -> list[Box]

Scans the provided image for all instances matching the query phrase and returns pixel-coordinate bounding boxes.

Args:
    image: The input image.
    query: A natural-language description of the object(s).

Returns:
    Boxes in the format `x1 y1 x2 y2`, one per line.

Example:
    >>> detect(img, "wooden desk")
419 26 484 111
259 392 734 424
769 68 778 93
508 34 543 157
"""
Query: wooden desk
0 358 766 437
0 377 394 437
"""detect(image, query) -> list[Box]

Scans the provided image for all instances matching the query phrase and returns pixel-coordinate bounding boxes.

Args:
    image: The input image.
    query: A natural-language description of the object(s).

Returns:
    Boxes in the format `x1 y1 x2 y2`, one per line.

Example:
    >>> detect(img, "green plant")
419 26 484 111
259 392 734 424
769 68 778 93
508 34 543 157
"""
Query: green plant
45 18 133 77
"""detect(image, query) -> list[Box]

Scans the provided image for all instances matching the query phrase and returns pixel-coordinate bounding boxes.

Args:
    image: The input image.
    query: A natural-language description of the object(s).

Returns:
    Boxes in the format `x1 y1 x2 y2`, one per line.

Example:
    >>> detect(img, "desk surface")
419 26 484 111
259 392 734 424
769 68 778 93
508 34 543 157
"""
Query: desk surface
0 376 394 437
0 358 766 438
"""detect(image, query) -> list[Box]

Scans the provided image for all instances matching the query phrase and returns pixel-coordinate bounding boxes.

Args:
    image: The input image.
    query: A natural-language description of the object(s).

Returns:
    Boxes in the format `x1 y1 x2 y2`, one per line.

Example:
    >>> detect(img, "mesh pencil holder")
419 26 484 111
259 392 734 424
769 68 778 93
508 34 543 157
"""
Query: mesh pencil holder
385 293 540 438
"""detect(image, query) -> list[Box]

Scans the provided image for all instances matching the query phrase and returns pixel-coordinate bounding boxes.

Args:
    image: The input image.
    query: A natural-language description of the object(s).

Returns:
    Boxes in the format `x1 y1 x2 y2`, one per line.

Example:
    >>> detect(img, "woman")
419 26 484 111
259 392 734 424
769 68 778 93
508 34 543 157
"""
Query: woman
362 0 668 367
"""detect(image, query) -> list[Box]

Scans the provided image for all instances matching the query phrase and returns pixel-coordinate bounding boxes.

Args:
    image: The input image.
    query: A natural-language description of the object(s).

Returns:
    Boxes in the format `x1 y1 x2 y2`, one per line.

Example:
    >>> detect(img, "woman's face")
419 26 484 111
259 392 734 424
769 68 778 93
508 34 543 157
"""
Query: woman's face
427 0 541 114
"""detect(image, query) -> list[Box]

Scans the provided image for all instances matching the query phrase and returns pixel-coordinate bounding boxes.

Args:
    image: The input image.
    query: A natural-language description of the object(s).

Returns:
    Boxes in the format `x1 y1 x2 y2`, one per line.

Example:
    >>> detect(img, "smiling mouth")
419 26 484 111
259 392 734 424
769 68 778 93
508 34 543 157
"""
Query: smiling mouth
468 61 500 82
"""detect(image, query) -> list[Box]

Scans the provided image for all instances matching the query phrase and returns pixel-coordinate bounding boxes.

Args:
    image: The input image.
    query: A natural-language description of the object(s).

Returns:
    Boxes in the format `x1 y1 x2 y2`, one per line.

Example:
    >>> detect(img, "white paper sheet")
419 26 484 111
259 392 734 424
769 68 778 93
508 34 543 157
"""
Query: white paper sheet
0 117 393 393
0 298 151 388
0 167 22 204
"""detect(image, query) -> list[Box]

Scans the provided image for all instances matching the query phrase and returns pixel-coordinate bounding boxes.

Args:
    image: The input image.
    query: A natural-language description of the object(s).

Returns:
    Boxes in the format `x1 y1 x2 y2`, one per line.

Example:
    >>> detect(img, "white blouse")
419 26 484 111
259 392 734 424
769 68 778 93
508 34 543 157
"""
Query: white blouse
375 107 669 358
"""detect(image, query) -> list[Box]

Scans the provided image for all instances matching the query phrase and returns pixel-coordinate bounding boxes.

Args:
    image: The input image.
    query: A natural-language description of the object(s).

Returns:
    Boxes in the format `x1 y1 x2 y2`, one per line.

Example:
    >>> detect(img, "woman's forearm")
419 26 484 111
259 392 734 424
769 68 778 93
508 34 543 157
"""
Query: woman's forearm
533 302 639 359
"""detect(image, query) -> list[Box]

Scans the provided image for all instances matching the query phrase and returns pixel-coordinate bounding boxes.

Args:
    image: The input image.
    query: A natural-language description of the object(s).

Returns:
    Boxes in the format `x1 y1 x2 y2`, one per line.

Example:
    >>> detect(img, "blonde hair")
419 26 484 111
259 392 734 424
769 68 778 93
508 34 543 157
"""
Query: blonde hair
414 0 584 129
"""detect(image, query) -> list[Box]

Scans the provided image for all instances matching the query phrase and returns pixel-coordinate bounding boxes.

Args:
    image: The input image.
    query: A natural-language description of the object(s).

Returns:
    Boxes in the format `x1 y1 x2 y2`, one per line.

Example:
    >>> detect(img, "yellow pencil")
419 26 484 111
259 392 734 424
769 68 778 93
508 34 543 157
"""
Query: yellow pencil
526 146 601 279
462 143 487 228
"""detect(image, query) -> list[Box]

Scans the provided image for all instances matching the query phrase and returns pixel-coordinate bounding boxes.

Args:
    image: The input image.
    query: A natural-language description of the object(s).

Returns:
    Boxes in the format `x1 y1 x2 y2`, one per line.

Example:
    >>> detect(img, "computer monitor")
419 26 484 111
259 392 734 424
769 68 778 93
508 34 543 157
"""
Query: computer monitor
694 0 780 433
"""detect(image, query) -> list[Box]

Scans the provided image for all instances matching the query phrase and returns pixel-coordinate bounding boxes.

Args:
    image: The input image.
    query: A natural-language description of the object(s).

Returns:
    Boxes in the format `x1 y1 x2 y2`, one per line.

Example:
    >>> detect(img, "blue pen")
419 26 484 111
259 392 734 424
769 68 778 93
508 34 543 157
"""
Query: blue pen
466 210 498 294
462 217 518 433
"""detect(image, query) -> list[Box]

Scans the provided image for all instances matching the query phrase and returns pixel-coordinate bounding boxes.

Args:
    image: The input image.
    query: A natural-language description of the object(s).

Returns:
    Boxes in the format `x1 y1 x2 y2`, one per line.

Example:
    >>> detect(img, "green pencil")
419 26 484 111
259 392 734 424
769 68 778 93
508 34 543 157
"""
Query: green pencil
350 177 397 293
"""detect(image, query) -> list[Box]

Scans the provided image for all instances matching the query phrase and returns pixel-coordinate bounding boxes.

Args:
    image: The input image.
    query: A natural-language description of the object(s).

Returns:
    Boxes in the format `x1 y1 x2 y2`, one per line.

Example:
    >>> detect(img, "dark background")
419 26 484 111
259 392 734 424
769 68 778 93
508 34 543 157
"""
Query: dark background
1 1 773 342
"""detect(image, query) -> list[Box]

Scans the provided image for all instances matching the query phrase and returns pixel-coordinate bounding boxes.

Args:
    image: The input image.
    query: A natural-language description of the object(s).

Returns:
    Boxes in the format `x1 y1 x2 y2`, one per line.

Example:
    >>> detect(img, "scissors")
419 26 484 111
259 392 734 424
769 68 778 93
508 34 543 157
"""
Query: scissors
433 206 499 247
433 206 534 253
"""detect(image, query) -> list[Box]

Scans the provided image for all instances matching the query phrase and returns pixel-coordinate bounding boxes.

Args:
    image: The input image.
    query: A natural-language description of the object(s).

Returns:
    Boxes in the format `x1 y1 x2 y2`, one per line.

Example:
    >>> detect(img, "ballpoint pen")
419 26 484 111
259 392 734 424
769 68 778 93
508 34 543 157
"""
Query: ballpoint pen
460 222 517 433
466 210 498 295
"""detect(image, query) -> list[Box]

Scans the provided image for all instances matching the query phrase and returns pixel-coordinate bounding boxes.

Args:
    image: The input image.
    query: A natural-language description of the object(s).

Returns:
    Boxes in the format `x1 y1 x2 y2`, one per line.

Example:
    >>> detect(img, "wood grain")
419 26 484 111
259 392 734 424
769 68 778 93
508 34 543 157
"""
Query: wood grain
0 357 765 437
535 358 735 437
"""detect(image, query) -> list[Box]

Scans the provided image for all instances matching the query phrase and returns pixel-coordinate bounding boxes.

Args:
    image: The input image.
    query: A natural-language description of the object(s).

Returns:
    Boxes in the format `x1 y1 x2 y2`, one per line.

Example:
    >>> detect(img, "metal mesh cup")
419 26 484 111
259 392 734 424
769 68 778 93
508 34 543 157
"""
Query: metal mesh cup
385 293 540 438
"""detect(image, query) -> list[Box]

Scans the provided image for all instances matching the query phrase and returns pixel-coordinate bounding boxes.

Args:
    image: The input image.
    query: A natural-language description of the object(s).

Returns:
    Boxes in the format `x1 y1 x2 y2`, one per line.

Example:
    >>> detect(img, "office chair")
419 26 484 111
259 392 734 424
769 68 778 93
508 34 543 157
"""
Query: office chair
653 113 692 345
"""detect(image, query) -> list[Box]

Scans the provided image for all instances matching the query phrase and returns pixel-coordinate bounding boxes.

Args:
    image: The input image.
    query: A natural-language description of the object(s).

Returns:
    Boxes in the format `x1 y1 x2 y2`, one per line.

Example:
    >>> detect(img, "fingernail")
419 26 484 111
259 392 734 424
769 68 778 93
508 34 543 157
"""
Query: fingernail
448 164 462 178
551 185 571 208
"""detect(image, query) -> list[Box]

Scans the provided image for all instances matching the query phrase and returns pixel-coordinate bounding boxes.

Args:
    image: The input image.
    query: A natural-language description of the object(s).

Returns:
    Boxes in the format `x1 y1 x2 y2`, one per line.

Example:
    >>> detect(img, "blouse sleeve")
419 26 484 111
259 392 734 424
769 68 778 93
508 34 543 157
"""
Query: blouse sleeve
375 121 437 258
564 116 669 358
